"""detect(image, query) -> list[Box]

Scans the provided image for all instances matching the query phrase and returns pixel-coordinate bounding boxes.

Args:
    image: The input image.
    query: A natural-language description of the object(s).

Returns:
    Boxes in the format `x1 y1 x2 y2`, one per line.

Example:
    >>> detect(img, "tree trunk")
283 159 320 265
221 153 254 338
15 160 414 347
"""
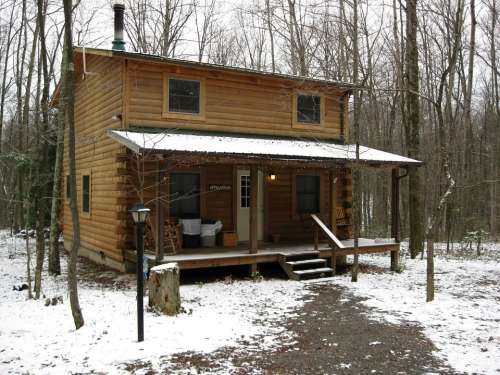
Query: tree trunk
351 0 360 282
44 0 62 276
148 263 181 316
405 0 424 259
63 0 84 330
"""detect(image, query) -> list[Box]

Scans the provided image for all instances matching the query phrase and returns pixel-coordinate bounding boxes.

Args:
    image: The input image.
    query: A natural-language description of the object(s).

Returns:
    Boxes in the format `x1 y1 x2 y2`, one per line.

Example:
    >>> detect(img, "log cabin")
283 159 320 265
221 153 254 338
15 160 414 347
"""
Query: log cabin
55 4 421 280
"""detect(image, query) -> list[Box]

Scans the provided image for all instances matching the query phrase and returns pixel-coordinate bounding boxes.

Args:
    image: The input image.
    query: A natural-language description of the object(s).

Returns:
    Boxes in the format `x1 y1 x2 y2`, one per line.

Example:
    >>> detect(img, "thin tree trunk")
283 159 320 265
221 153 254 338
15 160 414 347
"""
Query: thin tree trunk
25 167 33 300
63 0 84 330
265 0 275 73
351 0 360 282
489 0 499 239
426 162 455 302
0 4 16 154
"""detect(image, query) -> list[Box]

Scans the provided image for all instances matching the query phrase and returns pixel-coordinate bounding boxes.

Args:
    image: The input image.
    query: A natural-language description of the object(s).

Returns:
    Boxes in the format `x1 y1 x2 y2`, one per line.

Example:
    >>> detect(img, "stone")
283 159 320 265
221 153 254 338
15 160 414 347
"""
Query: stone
148 262 181 316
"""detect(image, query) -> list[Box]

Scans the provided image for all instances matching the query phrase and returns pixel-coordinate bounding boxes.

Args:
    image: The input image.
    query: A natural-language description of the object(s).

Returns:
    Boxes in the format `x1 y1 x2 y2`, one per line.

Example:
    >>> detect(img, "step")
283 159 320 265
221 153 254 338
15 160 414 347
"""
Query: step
282 251 320 262
293 267 333 276
286 258 327 270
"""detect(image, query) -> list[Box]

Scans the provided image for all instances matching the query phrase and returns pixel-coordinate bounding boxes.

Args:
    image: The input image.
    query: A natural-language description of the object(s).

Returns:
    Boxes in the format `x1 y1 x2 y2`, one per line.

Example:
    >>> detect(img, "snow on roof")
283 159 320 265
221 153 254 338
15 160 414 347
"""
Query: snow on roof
107 129 422 166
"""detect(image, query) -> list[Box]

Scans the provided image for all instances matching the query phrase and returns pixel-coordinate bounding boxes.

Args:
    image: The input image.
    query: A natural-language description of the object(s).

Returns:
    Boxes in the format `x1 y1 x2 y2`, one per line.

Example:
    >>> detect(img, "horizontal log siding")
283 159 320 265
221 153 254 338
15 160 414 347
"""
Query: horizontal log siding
62 54 126 262
126 61 345 140
266 169 331 241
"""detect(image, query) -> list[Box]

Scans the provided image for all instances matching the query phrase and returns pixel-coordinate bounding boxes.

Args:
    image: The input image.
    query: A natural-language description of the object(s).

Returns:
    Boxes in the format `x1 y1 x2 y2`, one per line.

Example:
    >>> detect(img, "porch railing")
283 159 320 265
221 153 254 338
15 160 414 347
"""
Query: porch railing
311 214 345 271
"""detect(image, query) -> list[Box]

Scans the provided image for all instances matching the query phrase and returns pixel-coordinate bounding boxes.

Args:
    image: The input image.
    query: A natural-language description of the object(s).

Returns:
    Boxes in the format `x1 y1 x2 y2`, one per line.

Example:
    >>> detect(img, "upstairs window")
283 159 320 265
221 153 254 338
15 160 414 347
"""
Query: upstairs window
168 78 200 114
296 175 320 214
297 94 321 124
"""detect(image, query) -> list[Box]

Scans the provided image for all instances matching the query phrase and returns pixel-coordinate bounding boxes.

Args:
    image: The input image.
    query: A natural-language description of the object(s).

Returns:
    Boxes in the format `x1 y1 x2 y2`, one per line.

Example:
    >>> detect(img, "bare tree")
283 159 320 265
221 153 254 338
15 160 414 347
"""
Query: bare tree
194 0 216 62
63 0 84 329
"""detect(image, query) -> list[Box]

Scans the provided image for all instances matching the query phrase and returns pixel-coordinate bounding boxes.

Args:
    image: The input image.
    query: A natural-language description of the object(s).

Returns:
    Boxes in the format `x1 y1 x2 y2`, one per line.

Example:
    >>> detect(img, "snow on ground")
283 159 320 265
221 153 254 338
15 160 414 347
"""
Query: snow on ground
1 229 499 375
312 242 500 375
0 231 307 374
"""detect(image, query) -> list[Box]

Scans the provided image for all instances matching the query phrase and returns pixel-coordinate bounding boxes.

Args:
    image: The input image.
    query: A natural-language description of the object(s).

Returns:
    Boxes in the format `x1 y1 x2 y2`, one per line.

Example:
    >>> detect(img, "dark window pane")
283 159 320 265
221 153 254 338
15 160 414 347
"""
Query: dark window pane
170 173 200 218
82 175 90 213
297 95 321 124
296 175 319 213
66 175 70 199
168 79 200 114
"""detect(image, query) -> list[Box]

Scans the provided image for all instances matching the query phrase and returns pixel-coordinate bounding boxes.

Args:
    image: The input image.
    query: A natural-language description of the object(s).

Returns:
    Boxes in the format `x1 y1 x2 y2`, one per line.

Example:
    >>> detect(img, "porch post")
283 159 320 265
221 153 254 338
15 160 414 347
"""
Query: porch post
155 160 165 262
330 169 338 273
330 169 338 236
391 167 400 271
249 165 259 274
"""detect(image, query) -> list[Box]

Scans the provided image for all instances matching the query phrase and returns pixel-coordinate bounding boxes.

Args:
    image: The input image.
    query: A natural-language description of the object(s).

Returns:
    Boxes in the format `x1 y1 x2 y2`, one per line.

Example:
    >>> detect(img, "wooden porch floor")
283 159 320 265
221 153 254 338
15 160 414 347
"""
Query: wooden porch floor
145 238 399 270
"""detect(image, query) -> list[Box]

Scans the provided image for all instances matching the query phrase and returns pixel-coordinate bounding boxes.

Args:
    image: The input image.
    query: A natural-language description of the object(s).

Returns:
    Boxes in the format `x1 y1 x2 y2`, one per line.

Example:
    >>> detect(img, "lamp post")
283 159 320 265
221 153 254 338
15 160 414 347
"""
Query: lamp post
129 203 150 342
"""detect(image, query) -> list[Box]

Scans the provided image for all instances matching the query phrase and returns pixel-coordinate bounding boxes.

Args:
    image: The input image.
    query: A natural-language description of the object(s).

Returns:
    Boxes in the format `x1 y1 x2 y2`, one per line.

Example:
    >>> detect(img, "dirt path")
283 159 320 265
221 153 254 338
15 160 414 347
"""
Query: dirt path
156 281 457 374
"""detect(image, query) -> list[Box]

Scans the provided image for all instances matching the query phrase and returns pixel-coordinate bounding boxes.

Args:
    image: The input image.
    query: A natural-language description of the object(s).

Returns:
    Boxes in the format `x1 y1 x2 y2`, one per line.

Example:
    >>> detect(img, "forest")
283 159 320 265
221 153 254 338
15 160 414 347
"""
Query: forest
0 0 498 253
0 1 499 373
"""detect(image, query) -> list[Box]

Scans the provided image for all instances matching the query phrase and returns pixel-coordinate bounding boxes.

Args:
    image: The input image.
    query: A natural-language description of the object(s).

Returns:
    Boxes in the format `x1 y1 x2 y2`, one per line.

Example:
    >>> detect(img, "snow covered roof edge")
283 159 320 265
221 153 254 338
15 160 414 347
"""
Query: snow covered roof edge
107 129 422 166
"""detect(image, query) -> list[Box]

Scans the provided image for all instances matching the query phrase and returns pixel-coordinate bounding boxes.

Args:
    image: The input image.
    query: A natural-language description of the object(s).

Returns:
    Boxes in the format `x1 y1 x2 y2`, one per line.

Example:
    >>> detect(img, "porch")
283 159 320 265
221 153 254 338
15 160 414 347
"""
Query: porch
137 238 399 271
109 129 420 278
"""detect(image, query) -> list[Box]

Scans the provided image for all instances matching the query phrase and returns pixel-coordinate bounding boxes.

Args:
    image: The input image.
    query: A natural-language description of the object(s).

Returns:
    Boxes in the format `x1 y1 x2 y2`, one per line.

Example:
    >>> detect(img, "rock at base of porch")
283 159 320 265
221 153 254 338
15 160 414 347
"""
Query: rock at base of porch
148 262 181 316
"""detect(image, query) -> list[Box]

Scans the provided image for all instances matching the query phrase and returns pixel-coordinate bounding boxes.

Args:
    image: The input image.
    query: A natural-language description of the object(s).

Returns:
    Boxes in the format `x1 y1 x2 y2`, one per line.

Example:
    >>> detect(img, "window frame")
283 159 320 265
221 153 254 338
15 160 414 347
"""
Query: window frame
162 73 206 121
292 91 325 128
292 173 322 216
80 169 92 218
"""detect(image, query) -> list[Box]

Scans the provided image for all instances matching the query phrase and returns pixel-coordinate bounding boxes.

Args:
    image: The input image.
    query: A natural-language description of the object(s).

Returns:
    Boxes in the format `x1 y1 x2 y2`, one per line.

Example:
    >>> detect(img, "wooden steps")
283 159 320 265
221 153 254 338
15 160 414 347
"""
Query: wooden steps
279 252 334 281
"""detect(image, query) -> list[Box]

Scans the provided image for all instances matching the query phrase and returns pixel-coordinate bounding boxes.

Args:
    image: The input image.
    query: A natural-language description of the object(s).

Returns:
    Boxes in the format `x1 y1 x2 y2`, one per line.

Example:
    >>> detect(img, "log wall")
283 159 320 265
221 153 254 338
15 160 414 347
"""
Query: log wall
62 54 127 268
125 60 348 140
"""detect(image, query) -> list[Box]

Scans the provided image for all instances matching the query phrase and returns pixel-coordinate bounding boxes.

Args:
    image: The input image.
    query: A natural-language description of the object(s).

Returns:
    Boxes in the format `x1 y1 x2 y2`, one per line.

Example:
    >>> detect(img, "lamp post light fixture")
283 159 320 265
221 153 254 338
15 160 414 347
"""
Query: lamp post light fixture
129 203 150 342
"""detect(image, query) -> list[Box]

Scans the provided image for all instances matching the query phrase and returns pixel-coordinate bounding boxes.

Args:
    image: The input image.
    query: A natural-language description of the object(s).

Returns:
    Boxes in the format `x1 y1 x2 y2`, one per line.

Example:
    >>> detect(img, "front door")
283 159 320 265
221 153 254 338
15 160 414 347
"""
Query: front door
236 169 264 242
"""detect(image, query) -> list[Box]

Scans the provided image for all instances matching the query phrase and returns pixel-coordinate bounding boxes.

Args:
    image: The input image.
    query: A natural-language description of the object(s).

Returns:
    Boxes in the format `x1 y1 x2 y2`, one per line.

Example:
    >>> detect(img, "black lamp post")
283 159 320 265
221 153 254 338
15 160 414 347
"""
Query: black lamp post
129 203 150 342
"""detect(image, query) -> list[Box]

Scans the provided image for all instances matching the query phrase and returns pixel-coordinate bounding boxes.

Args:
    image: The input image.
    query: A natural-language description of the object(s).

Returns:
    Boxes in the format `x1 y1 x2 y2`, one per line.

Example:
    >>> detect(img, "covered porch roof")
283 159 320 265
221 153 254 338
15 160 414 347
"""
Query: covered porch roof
107 129 422 167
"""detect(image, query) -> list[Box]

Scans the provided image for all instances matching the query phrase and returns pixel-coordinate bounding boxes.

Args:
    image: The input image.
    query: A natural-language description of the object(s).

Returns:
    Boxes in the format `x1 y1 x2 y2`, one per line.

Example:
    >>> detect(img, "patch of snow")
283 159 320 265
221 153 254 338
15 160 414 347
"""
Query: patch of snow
150 262 178 272
0 231 307 374
316 242 500 375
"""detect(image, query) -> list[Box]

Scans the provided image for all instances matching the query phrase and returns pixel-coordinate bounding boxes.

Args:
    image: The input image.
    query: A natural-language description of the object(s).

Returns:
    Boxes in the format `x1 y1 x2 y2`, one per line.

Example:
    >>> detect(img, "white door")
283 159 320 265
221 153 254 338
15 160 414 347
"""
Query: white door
237 170 264 242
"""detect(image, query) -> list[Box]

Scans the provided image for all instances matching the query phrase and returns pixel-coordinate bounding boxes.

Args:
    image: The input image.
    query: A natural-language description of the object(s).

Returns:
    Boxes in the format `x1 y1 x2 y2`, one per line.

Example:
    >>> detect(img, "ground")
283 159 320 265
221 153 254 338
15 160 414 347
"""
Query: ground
0 231 499 374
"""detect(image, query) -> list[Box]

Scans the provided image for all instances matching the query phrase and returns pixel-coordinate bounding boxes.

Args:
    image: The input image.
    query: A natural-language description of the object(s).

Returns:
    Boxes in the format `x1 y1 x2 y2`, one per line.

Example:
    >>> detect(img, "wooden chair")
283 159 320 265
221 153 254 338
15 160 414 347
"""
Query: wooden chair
336 207 349 225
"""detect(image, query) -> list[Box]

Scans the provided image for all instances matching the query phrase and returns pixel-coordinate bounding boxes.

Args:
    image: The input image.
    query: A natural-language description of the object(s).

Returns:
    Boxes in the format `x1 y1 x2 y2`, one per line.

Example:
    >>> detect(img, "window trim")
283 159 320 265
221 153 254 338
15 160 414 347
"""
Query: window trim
292 91 325 128
80 169 92 218
162 73 206 121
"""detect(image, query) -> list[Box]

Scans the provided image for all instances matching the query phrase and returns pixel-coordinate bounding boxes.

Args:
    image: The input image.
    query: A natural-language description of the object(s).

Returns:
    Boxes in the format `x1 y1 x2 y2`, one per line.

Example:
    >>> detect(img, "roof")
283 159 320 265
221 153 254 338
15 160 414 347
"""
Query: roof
74 47 358 90
107 129 422 167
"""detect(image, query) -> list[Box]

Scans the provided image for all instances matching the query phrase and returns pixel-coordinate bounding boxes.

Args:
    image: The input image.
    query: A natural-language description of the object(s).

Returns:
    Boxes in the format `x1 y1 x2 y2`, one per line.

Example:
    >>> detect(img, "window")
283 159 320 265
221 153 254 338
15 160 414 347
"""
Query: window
168 78 200 114
170 173 200 218
66 175 70 199
240 175 250 208
82 174 91 214
296 175 320 214
297 94 321 124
